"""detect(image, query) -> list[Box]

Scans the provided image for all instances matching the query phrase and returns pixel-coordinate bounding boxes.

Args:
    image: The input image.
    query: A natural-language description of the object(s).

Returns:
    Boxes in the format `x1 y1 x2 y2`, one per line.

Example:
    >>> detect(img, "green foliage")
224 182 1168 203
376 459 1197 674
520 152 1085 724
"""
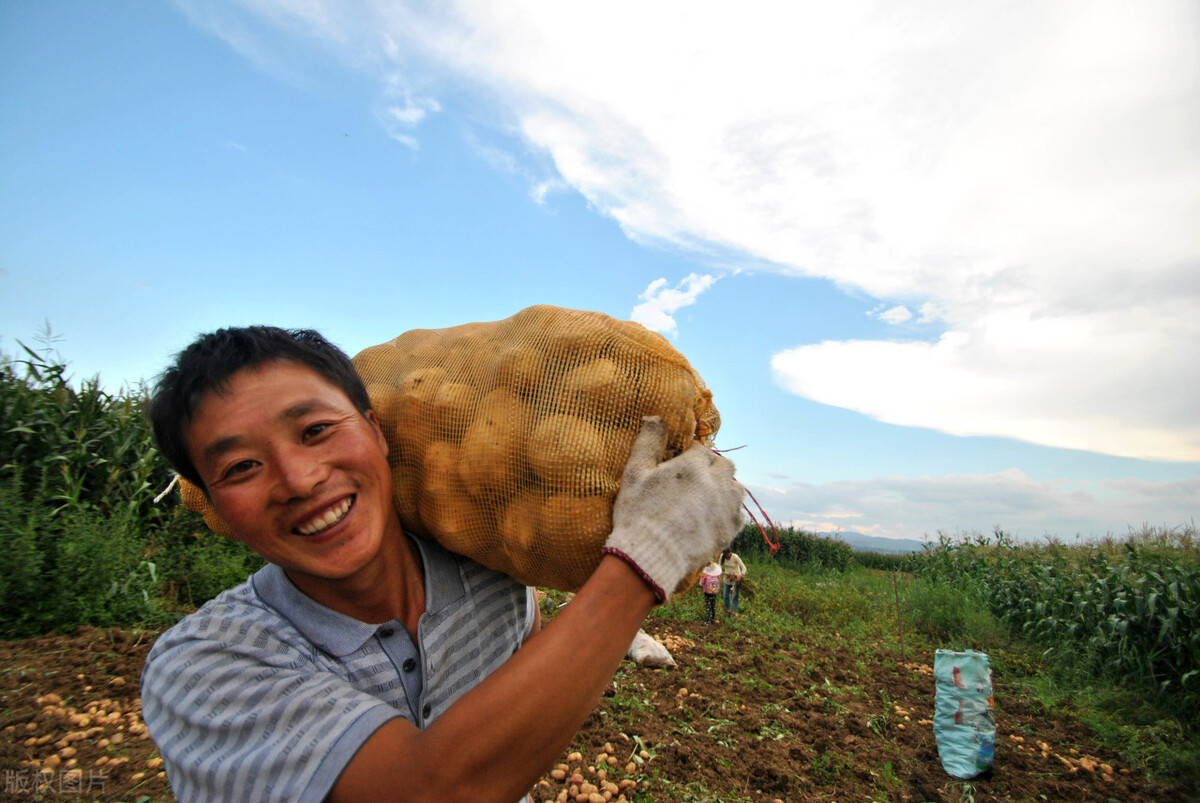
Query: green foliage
149 521 265 610
911 525 1200 719
0 335 262 637
0 477 162 634
900 575 1008 647
1 339 162 524
853 551 913 571
732 524 854 571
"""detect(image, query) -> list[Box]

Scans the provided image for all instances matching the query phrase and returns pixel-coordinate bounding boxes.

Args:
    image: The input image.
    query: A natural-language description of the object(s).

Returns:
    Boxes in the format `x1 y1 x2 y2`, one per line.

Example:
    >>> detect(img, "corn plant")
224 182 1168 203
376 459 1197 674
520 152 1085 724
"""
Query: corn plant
911 526 1200 716
0 336 262 637
1 341 166 523
732 525 855 571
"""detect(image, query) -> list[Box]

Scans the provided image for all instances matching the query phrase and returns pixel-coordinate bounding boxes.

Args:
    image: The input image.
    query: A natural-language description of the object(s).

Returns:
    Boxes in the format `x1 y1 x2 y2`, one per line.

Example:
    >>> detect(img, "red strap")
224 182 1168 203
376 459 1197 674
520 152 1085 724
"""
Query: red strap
741 485 780 554
711 444 780 555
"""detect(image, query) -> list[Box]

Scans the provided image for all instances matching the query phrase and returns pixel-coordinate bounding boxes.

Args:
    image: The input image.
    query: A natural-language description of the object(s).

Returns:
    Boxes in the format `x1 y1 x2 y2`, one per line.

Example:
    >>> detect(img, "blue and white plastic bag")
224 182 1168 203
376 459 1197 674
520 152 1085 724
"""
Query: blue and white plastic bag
933 649 995 779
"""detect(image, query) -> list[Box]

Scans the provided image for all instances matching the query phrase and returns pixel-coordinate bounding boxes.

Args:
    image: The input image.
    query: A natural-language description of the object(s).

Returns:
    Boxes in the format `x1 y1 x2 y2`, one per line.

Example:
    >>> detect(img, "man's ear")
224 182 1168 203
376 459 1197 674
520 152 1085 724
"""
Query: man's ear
364 409 388 457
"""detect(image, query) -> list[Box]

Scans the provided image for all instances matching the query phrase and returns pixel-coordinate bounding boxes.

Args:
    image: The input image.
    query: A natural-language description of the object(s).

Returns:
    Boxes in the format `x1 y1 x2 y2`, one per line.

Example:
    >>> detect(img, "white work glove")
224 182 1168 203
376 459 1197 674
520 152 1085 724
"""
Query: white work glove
602 417 745 603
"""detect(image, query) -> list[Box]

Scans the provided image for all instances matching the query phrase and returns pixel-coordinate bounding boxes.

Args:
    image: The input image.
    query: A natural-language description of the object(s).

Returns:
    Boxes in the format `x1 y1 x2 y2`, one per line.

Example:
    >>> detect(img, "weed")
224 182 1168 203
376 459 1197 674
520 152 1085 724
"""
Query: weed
876 760 900 789
0 336 263 636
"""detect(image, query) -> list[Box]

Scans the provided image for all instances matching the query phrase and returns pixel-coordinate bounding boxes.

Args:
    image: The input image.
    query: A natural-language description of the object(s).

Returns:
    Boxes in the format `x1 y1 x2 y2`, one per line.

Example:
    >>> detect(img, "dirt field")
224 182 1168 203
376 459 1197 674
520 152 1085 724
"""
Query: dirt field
0 620 1190 802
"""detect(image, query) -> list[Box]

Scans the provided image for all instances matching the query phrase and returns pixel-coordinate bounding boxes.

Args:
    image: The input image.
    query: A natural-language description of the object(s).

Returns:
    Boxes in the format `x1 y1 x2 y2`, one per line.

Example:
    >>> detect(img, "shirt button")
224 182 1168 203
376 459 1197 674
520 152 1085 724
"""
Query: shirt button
378 627 394 638
422 703 431 718
402 658 416 673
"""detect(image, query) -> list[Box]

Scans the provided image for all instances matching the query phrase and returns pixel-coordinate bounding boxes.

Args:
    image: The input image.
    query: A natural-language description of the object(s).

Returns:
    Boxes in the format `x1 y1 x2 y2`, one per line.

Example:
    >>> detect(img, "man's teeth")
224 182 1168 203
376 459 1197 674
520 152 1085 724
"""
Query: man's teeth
298 498 352 535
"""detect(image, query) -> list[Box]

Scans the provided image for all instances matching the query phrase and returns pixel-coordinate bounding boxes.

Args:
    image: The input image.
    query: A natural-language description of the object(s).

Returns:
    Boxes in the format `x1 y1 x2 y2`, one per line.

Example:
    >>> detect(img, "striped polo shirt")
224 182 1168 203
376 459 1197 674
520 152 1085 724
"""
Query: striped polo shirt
141 535 536 803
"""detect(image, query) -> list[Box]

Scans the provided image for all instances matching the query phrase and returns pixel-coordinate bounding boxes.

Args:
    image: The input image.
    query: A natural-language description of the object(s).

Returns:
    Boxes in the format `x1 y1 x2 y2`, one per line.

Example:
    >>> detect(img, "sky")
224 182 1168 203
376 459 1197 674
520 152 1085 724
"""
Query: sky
2 1 1197 545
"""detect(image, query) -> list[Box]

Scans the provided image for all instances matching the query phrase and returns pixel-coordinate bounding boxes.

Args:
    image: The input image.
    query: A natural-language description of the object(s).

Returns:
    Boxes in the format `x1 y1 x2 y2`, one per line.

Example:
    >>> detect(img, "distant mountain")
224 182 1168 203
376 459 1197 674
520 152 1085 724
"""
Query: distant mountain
817 531 932 555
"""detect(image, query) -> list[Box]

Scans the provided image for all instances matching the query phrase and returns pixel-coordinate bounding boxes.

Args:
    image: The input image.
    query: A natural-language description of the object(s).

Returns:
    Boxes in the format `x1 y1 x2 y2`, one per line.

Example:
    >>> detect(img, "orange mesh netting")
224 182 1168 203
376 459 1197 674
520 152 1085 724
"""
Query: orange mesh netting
180 305 721 593
179 474 233 539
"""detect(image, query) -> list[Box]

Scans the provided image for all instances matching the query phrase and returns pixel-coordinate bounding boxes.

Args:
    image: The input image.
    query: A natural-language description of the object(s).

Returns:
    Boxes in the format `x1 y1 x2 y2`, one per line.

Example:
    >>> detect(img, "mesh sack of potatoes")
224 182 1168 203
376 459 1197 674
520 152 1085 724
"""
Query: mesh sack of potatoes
352 305 721 592
177 305 721 593
179 476 235 538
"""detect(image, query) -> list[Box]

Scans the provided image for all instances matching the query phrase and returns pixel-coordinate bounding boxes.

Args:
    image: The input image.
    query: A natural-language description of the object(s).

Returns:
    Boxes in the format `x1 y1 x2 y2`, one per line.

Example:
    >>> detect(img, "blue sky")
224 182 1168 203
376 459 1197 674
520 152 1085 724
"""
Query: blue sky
2 1 1197 543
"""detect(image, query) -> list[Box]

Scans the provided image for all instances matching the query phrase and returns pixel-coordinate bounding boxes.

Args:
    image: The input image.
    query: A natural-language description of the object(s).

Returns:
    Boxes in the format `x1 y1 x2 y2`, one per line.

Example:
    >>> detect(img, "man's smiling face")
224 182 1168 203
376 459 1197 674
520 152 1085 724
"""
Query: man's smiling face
185 360 400 597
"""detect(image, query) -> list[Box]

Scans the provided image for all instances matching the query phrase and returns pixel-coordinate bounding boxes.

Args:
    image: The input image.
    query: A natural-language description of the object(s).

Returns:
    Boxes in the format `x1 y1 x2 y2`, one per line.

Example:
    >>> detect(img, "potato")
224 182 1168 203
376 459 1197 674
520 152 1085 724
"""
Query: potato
496 345 546 398
540 494 612 542
601 426 639 479
526 414 611 492
442 323 504 370
391 366 447 456
635 367 699 456
539 495 614 594
562 358 635 425
390 450 423 535
418 441 479 550
397 365 447 400
363 381 401 421
498 492 541 555
497 491 542 583
458 389 528 500
431 381 478 441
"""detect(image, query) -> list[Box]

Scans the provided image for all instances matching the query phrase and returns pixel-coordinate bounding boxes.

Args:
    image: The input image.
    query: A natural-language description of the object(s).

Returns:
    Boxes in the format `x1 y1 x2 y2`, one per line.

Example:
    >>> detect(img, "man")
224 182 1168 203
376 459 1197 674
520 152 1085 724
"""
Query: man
140 326 743 803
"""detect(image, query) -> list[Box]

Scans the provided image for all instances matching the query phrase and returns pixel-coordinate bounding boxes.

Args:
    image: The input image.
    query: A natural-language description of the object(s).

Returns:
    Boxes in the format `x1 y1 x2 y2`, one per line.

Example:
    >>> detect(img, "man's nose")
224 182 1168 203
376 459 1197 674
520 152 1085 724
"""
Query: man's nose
270 445 330 501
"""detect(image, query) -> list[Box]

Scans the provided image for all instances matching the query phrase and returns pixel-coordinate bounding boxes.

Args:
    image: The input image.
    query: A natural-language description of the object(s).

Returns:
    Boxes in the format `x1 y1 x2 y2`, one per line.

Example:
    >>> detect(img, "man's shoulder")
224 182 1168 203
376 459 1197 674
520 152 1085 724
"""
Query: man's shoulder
146 574 294 662
416 534 531 601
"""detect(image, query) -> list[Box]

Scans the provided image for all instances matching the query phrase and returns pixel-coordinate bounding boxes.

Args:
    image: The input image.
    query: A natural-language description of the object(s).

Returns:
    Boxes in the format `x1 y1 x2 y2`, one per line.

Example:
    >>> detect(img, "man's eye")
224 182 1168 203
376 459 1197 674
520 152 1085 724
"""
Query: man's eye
304 422 331 440
222 460 256 480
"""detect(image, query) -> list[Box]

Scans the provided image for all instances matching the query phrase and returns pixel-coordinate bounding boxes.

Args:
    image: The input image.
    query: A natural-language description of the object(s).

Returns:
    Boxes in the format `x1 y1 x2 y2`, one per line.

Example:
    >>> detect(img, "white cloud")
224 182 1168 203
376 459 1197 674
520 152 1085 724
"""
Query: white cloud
772 300 1200 461
383 102 429 127
750 470 1200 543
631 274 717 335
185 0 1200 461
874 305 912 325
376 85 440 148
462 129 568 204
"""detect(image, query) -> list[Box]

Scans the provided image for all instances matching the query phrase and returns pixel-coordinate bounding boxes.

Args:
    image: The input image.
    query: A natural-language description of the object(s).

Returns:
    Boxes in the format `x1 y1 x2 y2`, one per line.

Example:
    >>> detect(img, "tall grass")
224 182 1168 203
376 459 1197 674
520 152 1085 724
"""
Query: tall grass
911 526 1200 719
0 337 262 637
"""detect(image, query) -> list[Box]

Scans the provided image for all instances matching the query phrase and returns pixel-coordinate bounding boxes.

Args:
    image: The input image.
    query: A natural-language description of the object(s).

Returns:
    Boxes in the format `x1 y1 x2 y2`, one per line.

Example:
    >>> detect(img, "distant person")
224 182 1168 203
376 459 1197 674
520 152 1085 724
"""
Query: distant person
139 325 745 803
720 547 747 616
699 562 722 625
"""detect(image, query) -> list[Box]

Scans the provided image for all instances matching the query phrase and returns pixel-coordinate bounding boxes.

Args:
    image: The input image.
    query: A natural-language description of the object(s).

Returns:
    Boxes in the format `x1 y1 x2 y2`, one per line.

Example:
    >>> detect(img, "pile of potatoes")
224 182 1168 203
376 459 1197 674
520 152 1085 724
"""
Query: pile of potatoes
353 305 720 592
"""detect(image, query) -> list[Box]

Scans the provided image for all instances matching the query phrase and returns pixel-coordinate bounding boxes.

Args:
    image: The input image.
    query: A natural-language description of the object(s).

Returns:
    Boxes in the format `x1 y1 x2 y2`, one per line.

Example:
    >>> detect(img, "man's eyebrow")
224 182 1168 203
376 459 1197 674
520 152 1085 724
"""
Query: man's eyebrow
204 435 242 464
201 398 341 463
280 399 339 420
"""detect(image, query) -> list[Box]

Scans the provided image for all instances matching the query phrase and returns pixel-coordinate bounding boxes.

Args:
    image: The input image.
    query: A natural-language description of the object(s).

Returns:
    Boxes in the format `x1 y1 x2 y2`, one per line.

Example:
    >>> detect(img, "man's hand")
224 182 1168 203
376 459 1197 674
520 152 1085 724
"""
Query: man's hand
603 417 744 602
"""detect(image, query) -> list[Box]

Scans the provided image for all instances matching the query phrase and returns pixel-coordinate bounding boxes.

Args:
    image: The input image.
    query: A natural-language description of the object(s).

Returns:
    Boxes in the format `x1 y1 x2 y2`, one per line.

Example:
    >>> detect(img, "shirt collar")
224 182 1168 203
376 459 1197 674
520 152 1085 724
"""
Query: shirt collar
250 532 467 657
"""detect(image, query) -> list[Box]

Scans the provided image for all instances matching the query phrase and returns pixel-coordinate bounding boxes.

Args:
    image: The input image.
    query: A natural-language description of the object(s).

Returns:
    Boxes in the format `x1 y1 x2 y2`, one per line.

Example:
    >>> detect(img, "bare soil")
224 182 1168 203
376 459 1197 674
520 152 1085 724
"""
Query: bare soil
0 620 1191 802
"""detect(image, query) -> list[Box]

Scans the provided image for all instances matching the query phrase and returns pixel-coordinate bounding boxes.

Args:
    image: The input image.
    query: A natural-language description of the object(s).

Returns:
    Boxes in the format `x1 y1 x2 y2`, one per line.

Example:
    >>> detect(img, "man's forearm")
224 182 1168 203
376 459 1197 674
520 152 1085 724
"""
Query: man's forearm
330 555 656 803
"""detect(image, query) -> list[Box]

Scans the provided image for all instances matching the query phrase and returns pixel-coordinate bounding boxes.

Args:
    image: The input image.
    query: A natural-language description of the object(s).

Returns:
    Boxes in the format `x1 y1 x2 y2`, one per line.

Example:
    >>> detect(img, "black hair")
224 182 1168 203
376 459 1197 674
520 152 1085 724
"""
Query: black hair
148 326 371 492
